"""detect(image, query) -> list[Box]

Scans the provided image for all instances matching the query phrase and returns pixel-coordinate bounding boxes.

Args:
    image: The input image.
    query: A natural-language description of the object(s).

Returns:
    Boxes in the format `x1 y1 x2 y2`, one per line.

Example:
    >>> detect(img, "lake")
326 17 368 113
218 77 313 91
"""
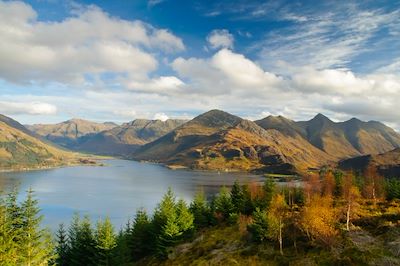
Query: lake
0 159 265 230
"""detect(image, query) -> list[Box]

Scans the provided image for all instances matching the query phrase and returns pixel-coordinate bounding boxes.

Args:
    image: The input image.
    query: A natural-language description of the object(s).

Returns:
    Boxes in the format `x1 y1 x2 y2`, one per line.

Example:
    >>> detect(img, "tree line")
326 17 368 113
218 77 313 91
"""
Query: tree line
1 167 399 265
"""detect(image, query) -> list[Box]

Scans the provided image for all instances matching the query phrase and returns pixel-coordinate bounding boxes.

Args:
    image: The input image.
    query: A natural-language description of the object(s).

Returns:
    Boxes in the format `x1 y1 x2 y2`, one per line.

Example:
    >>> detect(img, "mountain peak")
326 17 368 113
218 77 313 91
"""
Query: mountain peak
312 113 331 121
191 109 242 128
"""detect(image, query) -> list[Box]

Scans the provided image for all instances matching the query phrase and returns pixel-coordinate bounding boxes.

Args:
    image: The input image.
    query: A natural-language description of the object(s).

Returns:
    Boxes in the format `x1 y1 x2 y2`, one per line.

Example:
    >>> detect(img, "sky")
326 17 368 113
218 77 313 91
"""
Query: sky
0 0 399 129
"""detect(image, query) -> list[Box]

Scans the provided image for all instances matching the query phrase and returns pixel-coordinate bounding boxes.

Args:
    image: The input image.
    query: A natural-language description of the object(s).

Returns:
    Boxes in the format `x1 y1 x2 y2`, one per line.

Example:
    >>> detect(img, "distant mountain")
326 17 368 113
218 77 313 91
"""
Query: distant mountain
339 148 400 177
0 115 81 170
256 113 400 160
133 110 334 173
28 118 118 148
74 119 187 155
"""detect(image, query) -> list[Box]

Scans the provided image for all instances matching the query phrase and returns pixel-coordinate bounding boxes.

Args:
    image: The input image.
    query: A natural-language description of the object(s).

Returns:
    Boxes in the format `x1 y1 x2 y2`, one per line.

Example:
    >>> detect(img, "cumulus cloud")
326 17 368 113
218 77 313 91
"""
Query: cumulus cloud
0 101 57 115
153 112 169 121
207 29 234 49
0 1 184 85
172 49 282 95
126 76 184 94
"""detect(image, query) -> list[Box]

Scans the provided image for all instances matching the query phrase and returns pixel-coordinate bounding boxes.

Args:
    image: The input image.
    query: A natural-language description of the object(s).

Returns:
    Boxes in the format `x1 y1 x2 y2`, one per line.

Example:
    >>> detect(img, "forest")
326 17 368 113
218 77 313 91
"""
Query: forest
1 168 400 265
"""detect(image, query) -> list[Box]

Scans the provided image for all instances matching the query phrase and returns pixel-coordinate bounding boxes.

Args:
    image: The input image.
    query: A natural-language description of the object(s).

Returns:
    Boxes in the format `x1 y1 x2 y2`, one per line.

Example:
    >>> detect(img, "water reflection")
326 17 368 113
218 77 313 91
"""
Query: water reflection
0 159 264 229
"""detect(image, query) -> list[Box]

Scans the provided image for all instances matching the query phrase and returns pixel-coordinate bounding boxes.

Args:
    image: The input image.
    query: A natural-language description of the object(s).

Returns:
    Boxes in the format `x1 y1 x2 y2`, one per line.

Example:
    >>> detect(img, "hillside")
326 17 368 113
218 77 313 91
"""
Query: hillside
0 115 85 170
257 114 400 160
74 119 187 155
339 148 400 177
133 110 334 173
28 118 118 148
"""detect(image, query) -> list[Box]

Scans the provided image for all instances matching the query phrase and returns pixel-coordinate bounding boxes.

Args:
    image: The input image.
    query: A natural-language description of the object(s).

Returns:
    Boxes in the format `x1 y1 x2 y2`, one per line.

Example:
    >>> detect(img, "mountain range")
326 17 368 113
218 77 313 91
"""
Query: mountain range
5 109 400 174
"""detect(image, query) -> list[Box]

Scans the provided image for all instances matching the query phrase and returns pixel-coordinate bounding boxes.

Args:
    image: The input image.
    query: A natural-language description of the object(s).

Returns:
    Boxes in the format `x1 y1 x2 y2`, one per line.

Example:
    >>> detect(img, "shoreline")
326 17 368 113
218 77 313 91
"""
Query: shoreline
0 156 109 173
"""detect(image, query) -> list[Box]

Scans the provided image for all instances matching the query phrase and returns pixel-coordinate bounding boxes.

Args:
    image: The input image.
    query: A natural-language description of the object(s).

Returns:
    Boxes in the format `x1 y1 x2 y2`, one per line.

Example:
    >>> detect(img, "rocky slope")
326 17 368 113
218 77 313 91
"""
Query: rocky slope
74 119 187 155
28 118 117 148
256 114 400 160
133 110 334 173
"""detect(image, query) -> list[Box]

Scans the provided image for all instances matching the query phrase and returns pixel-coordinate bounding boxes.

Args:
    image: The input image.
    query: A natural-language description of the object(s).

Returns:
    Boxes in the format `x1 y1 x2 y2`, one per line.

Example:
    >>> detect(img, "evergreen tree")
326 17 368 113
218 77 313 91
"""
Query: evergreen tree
95 217 117 266
263 178 276 209
55 223 69 266
19 188 55 266
175 199 194 238
68 214 96 266
247 208 269 242
231 181 245 213
213 186 234 220
129 209 153 261
241 184 254 215
190 190 212 228
152 188 194 257
0 196 19 265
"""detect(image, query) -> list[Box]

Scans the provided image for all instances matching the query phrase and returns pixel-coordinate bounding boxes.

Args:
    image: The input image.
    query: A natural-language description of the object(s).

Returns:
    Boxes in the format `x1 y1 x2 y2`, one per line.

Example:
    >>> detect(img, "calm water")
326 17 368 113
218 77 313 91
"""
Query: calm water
0 159 264 230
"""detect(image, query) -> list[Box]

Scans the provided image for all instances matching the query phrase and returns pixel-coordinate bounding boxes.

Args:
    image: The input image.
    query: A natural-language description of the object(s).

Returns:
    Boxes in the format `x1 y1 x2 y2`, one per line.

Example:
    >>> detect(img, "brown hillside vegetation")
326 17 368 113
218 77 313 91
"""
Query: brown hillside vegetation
74 119 187 155
133 110 334 173
28 118 117 147
339 148 400 177
0 117 83 170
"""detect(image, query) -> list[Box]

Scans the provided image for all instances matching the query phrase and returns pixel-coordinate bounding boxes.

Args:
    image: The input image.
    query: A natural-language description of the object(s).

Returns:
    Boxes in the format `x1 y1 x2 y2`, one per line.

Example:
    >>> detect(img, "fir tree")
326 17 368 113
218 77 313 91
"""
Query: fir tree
68 214 96 266
213 186 234 220
190 190 212 228
95 217 117 266
175 199 194 238
0 196 19 265
55 223 69 266
19 188 55 266
231 181 245 213
129 209 153 261
247 208 269 242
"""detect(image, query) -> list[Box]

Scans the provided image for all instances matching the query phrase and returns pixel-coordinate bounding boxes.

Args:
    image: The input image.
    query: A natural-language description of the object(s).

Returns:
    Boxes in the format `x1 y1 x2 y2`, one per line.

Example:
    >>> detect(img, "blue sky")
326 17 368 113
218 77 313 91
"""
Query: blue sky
0 0 399 129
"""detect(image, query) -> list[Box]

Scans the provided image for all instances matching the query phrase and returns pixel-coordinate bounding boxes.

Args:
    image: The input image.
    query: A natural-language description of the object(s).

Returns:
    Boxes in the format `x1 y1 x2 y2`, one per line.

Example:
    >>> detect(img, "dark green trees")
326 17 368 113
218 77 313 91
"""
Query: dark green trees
190 190 213 228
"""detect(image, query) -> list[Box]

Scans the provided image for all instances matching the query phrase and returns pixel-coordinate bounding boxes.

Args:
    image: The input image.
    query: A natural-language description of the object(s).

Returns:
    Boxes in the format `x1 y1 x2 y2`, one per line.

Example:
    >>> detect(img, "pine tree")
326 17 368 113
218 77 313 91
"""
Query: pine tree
68 214 96 266
213 186 234 220
190 190 212 228
175 199 194 238
231 181 245 213
95 217 117 266
153 188 194 257
55 223 69 266
19 188 55 266
129 209 153 261
263 178 276 209
247 208 269 242
0 195 19 265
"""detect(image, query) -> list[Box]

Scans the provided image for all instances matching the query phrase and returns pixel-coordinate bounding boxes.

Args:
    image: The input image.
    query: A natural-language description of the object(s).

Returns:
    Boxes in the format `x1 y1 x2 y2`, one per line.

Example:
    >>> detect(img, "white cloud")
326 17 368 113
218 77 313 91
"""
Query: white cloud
0 1 184 85
126 76 184 94
113 109 137 118
207 29 234 49
0 101 57 115
153 112 169 121
172 49 282 95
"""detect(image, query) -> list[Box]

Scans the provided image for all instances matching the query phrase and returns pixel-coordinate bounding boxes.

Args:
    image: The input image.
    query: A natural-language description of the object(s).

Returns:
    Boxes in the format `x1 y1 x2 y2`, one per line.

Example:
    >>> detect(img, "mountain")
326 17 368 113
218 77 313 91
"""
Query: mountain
256 114 400 160
339 148 400 177
0 115 82 170
133 110 334 173
27 118 118 148
74 119 187 155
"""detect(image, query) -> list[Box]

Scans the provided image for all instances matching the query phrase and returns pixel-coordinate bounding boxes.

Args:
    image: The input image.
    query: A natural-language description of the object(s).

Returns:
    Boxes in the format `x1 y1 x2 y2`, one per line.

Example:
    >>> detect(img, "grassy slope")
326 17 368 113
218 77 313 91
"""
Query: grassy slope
140 201 400 266
0 121 82 170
